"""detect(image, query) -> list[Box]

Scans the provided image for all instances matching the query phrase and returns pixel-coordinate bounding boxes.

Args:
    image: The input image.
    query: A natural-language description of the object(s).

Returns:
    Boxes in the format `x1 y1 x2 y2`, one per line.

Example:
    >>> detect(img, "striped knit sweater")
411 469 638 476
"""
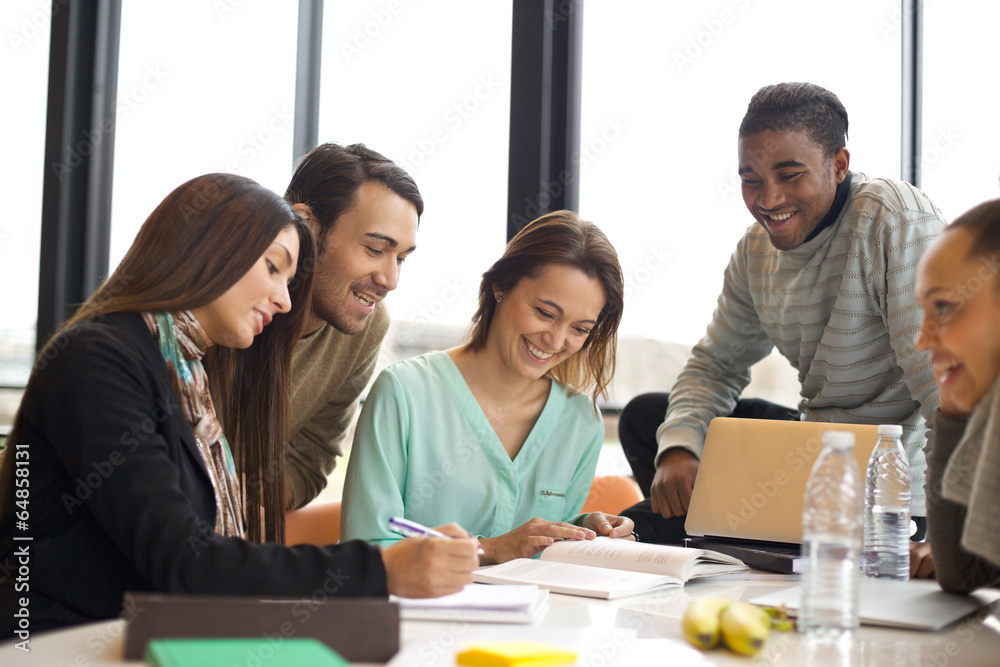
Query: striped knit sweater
656 172 945 514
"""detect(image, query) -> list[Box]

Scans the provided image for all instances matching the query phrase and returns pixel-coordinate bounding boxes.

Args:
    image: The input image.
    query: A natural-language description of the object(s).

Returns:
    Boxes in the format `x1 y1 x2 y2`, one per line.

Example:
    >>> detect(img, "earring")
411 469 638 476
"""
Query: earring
495 295 503 304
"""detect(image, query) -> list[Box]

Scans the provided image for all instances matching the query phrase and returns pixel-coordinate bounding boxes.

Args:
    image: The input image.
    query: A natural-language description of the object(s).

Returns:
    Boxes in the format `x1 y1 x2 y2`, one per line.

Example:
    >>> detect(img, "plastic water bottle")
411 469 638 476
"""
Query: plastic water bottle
799 430 862 638
862 424 911 580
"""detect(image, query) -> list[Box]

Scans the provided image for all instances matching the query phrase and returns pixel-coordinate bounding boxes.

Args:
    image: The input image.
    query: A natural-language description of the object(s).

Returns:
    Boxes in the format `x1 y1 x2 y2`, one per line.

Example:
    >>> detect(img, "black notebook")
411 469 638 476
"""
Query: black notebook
122 592 398 662
684 536 801 574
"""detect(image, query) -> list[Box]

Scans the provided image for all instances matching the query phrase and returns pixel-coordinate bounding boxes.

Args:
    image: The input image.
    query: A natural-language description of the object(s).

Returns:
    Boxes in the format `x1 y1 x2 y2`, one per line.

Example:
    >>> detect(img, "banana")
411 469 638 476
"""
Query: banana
681 597 734 650
719 601 771 656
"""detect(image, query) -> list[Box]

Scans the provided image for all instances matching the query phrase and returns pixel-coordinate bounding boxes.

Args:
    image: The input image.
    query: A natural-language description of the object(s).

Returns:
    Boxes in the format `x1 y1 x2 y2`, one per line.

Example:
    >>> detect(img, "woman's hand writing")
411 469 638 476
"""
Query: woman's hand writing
381 523 480 598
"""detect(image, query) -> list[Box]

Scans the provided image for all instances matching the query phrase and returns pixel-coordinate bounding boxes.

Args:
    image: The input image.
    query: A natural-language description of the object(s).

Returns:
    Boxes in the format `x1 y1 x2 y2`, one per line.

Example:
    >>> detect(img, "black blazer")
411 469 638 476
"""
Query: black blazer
0 312 386 637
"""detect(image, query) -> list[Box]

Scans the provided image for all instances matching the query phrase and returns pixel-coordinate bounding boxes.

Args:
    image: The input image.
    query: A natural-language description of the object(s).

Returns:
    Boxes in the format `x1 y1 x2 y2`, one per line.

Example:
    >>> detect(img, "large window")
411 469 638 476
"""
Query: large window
580 0 902 405
0 2 50 415
318 2 513 344
110 2 300 270
921 2 1000 221
581 0 901 345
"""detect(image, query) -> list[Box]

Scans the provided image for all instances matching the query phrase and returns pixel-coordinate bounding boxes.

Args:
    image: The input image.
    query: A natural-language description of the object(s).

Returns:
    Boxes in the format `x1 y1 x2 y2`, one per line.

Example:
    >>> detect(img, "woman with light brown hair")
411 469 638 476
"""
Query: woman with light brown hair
342 210 633 563
0 173 477 638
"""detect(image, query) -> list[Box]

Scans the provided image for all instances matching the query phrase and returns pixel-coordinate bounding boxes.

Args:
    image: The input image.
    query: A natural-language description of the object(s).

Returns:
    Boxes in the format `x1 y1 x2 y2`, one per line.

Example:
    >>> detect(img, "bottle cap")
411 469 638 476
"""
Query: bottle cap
821 430 855 450
878 424 903 436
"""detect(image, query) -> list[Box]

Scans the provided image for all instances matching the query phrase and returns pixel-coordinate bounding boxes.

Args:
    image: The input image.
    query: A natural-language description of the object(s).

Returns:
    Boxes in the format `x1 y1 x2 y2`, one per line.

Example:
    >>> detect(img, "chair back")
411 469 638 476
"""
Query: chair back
581 475 643 515
284 500 342 546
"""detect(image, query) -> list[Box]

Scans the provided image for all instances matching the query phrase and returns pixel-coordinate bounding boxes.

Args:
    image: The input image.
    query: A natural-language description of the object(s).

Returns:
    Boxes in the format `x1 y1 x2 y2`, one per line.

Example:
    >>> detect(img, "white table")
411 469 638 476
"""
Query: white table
3 576 1000 666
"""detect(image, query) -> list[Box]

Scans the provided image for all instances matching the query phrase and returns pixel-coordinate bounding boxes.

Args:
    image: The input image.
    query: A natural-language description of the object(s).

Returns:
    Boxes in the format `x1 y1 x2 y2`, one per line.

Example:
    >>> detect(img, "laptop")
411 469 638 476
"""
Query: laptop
749 578 1000 630
683 417 880 573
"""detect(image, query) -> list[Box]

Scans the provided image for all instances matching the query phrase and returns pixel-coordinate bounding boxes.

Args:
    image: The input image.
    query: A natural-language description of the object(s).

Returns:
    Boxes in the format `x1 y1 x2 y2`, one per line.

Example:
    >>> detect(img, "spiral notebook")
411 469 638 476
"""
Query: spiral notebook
683 418 881 573
392 584 549 623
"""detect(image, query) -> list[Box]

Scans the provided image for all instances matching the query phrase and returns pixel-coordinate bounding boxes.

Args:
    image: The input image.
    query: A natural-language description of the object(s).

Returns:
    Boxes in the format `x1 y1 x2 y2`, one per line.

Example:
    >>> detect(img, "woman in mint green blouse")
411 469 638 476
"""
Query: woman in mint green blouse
342 210 633 563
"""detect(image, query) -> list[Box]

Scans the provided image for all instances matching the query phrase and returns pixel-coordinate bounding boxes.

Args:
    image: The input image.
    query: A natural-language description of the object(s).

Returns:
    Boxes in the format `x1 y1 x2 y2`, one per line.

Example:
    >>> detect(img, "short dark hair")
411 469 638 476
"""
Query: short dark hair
466 210 624 402
284 142 424 252
739 82 849 158
947 198 1000 265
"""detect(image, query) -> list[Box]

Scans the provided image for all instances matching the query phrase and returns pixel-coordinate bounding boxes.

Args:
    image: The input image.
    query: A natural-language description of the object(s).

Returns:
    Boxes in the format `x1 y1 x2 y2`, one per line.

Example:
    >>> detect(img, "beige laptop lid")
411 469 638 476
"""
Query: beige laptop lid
684 417 880 544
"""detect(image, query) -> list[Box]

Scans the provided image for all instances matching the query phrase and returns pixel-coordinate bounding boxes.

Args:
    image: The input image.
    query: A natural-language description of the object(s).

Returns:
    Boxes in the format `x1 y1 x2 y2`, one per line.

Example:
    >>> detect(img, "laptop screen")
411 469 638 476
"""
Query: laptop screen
684 418 880 544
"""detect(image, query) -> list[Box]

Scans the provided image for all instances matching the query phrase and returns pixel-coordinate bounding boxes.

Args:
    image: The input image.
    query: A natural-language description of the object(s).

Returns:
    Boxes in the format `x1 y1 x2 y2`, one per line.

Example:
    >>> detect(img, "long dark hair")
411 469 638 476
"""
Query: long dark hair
466 210 624 401
1 173 314 543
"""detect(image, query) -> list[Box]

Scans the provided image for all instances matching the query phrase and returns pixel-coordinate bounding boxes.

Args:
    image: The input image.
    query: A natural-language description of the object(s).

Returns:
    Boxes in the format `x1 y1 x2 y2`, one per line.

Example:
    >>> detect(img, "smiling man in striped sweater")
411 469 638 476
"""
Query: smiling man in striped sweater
619 83 945 557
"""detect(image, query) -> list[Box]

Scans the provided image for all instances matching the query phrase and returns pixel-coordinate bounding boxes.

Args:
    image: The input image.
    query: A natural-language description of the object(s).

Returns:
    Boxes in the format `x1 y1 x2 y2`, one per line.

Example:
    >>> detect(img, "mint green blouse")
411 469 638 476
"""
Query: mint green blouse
340 351 603 546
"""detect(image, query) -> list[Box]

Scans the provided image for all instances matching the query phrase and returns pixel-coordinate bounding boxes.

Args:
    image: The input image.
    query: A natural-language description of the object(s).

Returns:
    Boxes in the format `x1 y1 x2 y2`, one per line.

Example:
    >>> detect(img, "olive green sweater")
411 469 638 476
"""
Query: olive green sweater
285 301 389 509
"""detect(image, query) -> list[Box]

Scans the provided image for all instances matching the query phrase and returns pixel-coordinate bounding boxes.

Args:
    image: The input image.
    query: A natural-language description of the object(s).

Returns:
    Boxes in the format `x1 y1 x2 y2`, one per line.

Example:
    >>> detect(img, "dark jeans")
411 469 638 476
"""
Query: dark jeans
618 393 927 544
619 392 800 545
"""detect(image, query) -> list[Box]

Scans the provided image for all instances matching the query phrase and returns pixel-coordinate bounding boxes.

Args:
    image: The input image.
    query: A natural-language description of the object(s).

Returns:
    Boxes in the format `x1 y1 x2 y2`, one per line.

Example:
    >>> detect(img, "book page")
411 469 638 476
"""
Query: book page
539 537 696 578
539 537 747 580
473 559 679 599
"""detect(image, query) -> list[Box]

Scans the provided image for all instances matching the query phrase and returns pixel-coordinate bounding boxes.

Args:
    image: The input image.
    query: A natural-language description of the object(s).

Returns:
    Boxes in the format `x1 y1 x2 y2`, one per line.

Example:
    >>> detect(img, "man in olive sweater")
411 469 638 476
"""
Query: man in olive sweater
282 143 422 509
620 83 945 544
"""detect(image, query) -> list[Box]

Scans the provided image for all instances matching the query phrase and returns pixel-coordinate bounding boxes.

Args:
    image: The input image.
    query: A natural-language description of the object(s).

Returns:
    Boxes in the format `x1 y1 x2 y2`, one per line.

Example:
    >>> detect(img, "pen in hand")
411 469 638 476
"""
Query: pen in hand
389 516 486 556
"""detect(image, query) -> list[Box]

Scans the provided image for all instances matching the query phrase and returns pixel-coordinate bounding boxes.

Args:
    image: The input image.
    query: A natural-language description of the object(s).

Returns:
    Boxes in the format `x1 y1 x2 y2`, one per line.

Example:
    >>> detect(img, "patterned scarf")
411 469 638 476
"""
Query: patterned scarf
143 311 246 539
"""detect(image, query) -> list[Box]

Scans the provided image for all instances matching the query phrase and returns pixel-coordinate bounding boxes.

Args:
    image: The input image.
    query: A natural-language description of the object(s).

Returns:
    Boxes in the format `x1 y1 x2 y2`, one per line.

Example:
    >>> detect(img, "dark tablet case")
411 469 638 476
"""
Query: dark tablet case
122 592 399 662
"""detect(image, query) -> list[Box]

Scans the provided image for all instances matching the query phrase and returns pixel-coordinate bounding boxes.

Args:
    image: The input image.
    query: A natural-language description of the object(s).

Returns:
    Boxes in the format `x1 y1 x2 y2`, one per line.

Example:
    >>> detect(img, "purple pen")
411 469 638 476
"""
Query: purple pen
388 516 485 555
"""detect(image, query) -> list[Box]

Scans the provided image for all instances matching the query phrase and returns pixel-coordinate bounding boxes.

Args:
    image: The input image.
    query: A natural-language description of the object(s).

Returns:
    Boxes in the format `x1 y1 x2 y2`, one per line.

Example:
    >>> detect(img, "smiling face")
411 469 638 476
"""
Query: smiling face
191 225 299 349
738 129 849 250
915 228 1000 416
487 263 607 383
307 182 418 335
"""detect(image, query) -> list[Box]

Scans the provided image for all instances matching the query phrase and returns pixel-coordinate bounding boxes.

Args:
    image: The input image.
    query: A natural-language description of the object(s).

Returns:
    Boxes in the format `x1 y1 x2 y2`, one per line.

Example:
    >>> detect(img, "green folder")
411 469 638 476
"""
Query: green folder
144 638 348 667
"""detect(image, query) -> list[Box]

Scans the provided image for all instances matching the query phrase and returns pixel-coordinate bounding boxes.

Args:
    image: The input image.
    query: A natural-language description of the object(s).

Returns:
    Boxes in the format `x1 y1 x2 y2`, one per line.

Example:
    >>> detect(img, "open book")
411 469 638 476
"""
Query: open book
473 537 747 600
